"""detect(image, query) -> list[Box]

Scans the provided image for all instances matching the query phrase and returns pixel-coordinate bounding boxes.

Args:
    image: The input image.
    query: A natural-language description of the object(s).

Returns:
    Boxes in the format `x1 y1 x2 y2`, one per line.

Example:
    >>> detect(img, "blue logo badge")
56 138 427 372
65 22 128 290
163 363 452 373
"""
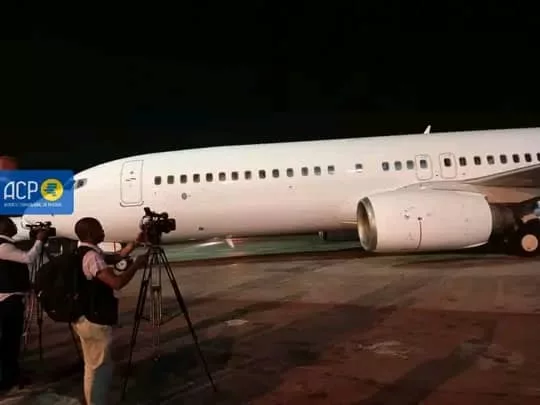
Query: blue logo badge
0 170 74 215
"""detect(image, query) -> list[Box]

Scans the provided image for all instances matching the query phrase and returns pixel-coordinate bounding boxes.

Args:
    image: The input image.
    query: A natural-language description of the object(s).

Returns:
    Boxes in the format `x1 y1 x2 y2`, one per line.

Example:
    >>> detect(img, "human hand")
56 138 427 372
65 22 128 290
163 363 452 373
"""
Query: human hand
36 230 48 241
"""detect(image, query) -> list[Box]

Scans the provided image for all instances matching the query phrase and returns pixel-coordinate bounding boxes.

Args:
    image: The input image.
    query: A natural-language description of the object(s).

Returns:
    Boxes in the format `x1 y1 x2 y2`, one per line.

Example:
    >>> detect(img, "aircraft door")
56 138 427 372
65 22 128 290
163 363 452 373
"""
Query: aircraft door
120 160 144 206
414 154 433 181
439 152 457 179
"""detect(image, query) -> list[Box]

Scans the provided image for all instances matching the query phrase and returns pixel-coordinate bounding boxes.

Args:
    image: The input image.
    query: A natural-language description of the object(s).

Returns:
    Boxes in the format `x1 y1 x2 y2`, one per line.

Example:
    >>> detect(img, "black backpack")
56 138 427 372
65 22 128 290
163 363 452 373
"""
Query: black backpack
34 246 93 323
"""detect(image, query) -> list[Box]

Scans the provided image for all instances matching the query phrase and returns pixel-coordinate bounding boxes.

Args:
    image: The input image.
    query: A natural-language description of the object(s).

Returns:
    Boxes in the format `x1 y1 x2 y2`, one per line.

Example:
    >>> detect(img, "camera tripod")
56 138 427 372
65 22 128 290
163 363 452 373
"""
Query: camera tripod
120 244 217 401
22 243 82 365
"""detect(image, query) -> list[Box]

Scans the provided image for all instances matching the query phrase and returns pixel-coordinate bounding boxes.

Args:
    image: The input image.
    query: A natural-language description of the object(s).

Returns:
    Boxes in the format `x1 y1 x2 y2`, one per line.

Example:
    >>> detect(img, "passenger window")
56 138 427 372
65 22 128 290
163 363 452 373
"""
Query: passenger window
486 155 494 165
301 167 309 176
74 178 87 189
218 172 226 181
443 158 452 167
272 169 279 178
154 176 161 185
419 159 427 169
537 153 540 161
525 153 532 162
500 154 507 164
459 157 467 166
394 161 402 170
258 170 266 179
355 163 363 172
327 165 335 174
244 171 252 180
167 175 174 184
382 162 389 171
206 173 213 182
314 166 321 175
231 171 239 180
180 174 187 183
286 168 294 177
193 174 200 183
474 156 481 165
406 160 414 169
513 154 520 163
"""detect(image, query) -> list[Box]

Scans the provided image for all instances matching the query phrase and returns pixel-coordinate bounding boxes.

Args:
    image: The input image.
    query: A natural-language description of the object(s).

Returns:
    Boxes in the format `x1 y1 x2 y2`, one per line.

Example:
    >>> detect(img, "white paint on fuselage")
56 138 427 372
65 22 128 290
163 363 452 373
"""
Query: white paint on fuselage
23 128 540 244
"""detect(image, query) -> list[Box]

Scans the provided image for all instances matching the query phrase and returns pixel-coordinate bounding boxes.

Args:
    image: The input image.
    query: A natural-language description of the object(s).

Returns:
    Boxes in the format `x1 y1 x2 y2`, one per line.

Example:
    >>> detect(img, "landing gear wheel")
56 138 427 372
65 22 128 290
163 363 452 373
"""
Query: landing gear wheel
510 219 540 257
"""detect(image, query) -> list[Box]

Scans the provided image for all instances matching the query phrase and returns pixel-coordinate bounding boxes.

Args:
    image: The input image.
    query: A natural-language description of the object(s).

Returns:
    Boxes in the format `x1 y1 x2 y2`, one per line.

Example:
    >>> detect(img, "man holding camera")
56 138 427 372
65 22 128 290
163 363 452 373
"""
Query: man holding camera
72 217 148 405
0 216 47 392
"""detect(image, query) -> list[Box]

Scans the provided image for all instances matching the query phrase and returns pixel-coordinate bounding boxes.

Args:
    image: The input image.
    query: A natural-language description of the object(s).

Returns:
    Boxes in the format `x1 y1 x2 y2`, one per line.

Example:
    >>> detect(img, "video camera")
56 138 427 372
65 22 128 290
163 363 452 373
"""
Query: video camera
139 207 176 245
25 221 56 240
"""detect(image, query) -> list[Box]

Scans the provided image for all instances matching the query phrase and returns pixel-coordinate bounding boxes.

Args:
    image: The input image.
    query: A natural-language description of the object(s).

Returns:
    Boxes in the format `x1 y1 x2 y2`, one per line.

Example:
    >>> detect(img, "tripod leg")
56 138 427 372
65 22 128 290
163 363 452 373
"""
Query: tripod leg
160 249 217 392
37 299 43 363
21 294 32 352
150 251 163 361
120 264 151 401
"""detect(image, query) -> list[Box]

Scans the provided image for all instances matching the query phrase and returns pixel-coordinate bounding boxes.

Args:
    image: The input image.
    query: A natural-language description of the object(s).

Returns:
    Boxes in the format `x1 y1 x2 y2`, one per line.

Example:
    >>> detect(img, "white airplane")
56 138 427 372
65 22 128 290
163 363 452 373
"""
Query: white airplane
20 126 540 257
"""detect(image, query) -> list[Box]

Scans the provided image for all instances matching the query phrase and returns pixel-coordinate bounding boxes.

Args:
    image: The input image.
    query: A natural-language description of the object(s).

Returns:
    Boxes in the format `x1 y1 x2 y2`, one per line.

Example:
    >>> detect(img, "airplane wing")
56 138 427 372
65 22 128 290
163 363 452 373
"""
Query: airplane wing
463 164 540 188
395 164 540 205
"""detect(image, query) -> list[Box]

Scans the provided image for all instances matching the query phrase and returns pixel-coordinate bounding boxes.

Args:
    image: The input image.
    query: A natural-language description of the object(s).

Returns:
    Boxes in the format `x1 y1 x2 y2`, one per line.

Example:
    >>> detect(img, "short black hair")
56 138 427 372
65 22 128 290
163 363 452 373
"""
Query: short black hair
0 216 14 235
74 217 101 241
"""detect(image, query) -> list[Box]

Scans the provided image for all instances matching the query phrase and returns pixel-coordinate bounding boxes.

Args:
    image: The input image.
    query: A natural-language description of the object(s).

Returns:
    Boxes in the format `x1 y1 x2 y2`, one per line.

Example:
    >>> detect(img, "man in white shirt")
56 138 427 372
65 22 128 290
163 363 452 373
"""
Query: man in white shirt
71 217 148 405
0 216 47 392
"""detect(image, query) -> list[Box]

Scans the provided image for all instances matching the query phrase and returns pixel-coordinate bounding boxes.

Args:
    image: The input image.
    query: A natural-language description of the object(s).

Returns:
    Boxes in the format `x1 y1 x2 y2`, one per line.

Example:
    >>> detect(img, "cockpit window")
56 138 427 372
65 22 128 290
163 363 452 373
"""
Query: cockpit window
74 178 87 189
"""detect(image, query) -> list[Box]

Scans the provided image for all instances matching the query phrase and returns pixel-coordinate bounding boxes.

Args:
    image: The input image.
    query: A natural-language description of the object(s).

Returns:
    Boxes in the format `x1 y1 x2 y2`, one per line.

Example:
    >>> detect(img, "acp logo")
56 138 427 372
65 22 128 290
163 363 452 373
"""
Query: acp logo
3 178 64 202
40 178 64 202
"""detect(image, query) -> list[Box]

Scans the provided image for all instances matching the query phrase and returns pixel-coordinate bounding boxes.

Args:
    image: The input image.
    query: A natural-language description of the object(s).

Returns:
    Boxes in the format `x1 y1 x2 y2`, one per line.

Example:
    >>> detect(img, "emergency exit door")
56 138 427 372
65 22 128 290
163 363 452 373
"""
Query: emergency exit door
120 160 144 206
439 152 457 179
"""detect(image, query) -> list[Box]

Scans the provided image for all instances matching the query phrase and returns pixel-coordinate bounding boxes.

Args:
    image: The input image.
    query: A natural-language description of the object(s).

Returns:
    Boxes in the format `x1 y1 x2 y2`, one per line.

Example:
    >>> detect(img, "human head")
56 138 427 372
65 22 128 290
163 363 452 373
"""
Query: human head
0 216 17 238
74 217 105 244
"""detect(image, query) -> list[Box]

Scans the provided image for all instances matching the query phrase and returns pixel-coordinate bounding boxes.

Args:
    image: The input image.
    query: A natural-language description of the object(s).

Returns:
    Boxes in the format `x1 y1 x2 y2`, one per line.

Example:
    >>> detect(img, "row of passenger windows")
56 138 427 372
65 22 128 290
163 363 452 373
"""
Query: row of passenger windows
382 152 540 171
153 164 364 185
153 152 539 185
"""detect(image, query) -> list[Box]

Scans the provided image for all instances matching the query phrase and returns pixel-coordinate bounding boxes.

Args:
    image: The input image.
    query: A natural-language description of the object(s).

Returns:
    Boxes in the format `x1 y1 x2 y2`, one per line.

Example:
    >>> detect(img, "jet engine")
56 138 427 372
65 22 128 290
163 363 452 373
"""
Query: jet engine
356 189 515 252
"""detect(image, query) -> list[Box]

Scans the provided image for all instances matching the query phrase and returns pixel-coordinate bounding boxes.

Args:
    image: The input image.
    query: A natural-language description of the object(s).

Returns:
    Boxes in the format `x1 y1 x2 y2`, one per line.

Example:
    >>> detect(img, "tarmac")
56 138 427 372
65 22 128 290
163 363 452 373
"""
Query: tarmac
2 235 540 404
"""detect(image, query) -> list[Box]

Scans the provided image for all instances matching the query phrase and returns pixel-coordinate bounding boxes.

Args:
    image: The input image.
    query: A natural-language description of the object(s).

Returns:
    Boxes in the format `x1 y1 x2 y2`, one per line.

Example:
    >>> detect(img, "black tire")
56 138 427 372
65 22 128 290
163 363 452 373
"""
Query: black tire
509 219 540 257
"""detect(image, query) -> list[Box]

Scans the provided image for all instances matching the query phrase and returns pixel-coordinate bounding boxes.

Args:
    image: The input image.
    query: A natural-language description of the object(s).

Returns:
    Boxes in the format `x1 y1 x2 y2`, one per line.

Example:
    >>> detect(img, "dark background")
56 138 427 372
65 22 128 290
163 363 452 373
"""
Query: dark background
2 3 539 172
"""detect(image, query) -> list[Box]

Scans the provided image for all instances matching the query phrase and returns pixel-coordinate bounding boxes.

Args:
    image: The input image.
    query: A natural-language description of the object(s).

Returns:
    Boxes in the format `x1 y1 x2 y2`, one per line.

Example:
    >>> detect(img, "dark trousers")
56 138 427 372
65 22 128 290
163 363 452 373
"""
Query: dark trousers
0 295 24 386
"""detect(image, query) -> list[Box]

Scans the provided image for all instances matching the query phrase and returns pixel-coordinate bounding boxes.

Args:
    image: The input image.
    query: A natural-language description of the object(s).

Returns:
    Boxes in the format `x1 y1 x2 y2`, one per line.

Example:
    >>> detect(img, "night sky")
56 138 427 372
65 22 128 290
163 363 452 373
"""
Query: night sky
2 3 539 173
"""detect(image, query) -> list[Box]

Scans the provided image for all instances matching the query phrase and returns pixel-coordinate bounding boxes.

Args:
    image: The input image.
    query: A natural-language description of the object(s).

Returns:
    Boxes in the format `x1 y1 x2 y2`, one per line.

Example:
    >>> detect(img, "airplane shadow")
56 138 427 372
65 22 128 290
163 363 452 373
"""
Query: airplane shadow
19 273 448 404
140 276 432 404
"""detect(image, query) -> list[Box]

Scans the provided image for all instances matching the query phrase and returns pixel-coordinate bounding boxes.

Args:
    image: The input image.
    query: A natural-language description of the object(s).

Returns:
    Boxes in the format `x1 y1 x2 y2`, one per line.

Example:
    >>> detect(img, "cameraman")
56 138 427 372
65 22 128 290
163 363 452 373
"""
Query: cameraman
71 217 148 405
0 216 47 392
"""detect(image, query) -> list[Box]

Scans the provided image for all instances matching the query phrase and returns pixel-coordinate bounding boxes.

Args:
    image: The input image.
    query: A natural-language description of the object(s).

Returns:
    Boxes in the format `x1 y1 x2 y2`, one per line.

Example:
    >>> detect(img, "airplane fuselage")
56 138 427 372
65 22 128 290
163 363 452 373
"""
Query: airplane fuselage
22 127 540 254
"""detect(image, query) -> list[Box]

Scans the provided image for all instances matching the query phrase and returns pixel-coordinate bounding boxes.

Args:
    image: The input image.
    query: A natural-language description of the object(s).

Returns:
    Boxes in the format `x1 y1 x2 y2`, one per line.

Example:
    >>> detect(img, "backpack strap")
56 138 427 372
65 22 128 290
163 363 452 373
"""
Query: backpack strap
76 245 95 261
75 246 97 284
75 245 105 318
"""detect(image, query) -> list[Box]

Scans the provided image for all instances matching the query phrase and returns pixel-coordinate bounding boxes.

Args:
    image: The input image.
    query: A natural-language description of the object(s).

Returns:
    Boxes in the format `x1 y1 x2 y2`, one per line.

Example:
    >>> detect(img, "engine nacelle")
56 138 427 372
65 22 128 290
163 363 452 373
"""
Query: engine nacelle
356 189 514 252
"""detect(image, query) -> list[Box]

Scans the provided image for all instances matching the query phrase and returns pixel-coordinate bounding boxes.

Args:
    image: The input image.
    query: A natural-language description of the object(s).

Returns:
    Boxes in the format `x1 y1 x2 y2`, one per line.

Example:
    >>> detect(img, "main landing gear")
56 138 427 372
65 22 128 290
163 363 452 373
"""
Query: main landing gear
506 218 540 257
